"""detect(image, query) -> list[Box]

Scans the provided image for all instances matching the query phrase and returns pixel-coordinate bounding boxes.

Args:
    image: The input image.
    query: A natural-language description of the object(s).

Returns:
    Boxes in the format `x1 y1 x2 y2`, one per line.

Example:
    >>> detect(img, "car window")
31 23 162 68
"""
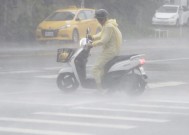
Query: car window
84 10 95 19
46 11 75 21
157 6 178 13
77 11 87 20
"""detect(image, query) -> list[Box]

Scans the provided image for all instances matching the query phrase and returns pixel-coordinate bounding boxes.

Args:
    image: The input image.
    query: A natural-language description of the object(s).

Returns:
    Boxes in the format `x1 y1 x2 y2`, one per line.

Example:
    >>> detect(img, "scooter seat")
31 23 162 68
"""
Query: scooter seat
104 54 137 73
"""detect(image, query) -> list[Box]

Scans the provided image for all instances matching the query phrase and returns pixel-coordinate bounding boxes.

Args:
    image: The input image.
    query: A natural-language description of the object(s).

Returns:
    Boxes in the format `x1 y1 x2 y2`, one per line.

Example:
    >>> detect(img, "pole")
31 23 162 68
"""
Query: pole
3 0 8 40
81 0 85 8
179 0 183 38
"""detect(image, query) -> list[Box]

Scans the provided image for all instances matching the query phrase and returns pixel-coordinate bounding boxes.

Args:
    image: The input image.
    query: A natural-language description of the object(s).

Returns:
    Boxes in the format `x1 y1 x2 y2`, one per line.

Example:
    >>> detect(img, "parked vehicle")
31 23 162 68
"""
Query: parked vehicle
36 6 101 43
56 30 147 96
152 5 189 26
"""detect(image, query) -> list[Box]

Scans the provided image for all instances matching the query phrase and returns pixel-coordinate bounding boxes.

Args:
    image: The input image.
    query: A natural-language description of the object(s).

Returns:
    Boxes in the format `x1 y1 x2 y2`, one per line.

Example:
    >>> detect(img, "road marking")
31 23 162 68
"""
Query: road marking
34 74 188 89
35 74 92 79
0 127 91 135
143 99 189 104
75 106 189 116
0 99 107 108
35 75 57 79
0 117 135 130
147 57 189 63
0 70 41 74
108 103 189 110
44 67 62 70
148 81 186 89
35 74 189 89
0 100 84 107
34 112 168 123
0 89 56 96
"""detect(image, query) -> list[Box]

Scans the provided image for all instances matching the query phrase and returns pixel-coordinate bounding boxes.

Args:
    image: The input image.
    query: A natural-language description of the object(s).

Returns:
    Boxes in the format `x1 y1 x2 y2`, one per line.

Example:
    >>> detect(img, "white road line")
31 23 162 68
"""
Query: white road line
44 67 62 70
0 127 90 135
35 74 92 79
147 57 189 63
108 103 189 110
35 75 189 89
0 99 108 108
75 106 189 116
0 100 80 107
34 112 168 123
0 70 41 74
148 81 186 89
0 117 135 130
143 99 189 104
35 75 57 79
0 89 56 96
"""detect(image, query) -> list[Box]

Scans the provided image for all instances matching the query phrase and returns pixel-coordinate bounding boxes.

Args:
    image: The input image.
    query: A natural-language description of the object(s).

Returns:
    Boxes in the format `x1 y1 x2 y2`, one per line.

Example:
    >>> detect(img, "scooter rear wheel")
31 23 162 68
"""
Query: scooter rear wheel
57 73 79 93
121 73 146 96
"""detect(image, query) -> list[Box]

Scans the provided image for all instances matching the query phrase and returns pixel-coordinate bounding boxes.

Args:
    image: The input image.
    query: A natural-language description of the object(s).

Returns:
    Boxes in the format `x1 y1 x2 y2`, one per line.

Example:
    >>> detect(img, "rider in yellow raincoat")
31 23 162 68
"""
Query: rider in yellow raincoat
89 9 122 91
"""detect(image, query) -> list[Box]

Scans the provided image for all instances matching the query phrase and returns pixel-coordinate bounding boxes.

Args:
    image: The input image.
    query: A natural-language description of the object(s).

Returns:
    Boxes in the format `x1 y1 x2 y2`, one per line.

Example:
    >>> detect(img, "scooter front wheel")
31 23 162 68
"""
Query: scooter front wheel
57 73 79 93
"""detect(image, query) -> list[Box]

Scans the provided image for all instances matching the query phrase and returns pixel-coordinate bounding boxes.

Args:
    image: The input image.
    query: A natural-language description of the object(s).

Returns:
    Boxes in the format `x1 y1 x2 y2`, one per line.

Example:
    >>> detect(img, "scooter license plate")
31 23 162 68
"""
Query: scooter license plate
139 67 146 75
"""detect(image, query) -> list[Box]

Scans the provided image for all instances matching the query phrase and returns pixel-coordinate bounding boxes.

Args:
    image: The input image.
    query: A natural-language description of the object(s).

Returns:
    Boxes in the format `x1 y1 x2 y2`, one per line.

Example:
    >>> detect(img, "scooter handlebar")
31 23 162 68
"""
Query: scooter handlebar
84 43 93 51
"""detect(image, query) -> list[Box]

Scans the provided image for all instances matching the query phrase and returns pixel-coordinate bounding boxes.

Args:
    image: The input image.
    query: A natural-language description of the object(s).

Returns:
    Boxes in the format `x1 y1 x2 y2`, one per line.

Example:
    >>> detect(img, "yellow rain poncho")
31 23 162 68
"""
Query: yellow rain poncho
92 19 122 85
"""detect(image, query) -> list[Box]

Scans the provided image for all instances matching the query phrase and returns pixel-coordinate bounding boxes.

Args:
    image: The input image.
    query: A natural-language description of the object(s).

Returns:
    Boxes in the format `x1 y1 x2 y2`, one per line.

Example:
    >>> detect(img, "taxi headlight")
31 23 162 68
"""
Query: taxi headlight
59 25 71 30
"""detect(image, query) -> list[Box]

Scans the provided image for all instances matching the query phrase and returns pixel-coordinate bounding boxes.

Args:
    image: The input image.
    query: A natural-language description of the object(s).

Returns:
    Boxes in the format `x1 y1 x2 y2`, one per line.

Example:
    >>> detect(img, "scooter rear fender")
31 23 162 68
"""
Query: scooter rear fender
109 60 140 72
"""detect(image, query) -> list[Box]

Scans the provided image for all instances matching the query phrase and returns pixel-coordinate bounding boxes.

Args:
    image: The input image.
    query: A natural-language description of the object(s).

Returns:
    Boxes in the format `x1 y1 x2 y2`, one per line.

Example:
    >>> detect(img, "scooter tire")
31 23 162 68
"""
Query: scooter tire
57 73 79 93
121 73 146 96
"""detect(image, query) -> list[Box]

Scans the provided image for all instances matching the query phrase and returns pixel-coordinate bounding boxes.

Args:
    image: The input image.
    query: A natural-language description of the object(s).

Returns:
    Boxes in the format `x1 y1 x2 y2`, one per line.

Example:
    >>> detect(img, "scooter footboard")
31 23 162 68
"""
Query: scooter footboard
102 71 125 89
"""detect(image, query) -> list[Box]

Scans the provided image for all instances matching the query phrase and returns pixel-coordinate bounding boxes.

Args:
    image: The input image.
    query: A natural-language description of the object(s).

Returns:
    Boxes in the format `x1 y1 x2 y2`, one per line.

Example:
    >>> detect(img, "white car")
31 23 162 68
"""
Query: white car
152 5 189 26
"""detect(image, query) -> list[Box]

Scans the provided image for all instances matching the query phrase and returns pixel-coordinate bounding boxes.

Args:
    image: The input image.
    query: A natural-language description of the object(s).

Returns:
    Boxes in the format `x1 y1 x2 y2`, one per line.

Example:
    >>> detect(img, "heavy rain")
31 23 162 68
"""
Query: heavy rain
0 0 189 135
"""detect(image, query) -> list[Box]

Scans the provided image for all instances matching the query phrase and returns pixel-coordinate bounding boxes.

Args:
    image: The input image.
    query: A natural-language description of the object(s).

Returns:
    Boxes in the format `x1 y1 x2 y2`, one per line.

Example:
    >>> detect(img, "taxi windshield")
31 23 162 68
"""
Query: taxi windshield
46 11 76 21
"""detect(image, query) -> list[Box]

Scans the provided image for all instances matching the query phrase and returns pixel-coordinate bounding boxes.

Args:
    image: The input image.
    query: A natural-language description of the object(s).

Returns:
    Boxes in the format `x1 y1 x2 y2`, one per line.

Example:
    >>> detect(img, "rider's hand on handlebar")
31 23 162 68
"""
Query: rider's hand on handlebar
86 42 93 48
88 35 93 41
84 43 93 51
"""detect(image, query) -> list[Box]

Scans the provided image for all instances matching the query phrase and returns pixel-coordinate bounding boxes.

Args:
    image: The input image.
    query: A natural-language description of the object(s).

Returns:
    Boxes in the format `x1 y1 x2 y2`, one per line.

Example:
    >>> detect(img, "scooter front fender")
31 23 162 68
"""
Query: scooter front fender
58 66 74 74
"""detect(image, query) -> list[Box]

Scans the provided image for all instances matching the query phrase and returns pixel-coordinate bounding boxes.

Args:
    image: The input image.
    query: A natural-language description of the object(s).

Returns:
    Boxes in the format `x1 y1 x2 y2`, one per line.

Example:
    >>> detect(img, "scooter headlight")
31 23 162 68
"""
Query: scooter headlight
80 38 87 47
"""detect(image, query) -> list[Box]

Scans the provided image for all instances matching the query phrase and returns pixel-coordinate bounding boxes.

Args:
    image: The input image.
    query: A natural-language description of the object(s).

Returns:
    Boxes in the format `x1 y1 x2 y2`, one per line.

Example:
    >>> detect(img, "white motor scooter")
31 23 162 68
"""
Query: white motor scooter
56 32 147 96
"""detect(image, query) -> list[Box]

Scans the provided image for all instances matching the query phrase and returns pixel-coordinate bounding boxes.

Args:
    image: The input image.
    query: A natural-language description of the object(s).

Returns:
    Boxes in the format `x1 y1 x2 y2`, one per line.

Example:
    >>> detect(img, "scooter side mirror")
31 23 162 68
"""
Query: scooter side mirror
86 28 91 35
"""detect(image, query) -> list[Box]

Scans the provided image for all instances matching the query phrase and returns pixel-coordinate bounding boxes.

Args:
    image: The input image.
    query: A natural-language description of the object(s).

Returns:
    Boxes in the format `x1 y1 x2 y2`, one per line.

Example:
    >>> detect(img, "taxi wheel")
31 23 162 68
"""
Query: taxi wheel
72 29 80 43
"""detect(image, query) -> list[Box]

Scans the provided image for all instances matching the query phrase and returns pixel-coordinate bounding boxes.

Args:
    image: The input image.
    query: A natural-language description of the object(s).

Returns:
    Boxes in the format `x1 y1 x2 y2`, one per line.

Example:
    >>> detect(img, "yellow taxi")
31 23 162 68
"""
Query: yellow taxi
36 6 101 43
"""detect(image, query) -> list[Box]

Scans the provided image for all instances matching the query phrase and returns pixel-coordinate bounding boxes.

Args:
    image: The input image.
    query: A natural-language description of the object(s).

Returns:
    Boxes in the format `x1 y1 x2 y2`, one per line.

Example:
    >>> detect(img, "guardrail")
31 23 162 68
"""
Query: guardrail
154 29 169 38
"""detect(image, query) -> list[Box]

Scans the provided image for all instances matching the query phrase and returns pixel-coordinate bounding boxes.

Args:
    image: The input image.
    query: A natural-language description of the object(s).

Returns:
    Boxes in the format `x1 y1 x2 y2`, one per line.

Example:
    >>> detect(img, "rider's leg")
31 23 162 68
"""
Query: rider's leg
93 53 115 90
